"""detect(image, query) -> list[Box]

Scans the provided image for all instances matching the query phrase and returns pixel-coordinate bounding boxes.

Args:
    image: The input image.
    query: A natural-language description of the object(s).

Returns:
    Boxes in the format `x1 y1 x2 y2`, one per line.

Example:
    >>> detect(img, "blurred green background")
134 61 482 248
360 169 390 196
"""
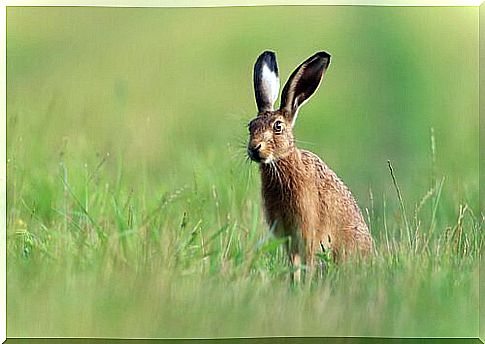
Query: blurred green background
7 6 478 201
6 6 480 338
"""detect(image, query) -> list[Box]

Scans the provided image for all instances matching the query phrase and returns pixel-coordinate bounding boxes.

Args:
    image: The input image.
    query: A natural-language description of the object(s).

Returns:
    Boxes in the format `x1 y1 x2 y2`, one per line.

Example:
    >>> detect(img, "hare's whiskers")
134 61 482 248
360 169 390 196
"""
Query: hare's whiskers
270 160 283 188
293 139 317 146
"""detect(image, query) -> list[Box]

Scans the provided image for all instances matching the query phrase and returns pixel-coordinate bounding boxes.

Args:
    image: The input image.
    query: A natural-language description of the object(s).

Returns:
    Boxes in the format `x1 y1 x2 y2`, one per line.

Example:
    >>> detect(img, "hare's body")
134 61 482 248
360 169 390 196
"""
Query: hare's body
260 148 372 263
247 51 373 282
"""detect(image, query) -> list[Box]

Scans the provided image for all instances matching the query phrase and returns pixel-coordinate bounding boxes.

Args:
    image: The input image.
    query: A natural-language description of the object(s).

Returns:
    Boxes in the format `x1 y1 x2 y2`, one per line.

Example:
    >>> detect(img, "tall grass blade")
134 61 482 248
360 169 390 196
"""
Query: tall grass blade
388 160 411 249
429 176 445 238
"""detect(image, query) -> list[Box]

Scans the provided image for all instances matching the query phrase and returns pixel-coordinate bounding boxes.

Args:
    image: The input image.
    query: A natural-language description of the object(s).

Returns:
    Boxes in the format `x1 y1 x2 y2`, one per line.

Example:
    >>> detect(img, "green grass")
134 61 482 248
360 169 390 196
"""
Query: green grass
6 6 481 338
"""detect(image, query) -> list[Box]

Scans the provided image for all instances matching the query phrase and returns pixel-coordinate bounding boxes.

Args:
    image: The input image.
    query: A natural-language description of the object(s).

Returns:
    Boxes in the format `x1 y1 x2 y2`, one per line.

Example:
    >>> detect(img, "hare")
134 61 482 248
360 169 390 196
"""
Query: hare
247 51 373 282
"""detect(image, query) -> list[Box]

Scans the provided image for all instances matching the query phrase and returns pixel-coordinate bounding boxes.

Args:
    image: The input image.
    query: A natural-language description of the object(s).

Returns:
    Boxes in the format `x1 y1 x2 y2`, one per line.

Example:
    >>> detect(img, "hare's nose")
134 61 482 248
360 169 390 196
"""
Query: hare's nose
248 143 262 162
250 143 262 152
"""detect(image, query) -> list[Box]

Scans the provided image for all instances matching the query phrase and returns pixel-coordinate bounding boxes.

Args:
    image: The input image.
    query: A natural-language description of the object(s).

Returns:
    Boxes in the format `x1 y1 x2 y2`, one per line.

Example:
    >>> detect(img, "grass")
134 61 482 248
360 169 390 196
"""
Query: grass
7 137 481 338
6 6 481 338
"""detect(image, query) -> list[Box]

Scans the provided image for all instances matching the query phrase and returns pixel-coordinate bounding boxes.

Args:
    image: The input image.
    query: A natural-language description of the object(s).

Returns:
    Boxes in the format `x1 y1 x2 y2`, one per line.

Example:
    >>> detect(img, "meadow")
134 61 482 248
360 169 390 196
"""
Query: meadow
6 6 482 338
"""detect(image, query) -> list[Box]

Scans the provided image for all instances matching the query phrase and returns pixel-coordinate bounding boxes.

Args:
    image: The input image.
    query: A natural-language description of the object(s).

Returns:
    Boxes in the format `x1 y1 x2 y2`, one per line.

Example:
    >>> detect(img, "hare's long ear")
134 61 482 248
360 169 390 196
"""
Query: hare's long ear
280 52 331 126
253 51 280 113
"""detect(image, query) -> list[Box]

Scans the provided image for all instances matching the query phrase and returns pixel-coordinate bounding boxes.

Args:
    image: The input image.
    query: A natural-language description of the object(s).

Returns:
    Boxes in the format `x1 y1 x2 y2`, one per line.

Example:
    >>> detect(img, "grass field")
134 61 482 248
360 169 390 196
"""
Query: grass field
6 6 482 338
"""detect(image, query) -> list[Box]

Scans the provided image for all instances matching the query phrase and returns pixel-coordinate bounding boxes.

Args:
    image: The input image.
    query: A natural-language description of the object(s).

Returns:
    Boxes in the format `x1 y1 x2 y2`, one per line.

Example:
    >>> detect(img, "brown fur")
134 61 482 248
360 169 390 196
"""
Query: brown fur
249 51 373 282
249 111 373 281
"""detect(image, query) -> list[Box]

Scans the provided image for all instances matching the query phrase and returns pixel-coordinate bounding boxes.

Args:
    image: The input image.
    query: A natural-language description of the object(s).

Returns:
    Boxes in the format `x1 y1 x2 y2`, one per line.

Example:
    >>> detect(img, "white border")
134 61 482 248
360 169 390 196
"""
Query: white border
1 3 6 343
2 0 484 6
0 2 482 343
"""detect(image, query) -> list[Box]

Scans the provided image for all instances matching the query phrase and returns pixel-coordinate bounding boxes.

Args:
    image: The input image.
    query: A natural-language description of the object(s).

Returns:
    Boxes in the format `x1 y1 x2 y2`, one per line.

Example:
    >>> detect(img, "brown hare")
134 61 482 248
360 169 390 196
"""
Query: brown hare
247 51 373 282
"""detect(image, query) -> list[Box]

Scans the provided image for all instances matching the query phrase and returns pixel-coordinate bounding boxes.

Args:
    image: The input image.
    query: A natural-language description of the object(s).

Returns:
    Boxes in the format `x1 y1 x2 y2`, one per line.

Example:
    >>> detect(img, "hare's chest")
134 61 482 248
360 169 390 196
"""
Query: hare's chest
261 181 313 233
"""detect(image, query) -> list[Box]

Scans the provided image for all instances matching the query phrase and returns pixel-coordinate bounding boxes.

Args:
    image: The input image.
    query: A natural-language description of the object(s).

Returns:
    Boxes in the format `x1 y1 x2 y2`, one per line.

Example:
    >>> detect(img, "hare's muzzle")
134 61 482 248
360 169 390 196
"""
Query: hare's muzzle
247 143 262 162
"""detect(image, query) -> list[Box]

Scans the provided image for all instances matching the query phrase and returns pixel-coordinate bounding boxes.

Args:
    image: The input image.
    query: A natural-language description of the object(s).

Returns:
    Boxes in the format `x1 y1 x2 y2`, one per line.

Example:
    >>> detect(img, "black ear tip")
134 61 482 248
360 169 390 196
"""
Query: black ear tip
316 51 331 58
315 51 331 63
255 50 278 74
256 51 276 63
260 50 276 59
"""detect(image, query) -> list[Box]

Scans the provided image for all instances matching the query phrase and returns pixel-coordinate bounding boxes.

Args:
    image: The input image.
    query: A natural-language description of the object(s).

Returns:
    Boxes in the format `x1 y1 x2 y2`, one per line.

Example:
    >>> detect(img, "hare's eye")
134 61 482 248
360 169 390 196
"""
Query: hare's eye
273 120 283 133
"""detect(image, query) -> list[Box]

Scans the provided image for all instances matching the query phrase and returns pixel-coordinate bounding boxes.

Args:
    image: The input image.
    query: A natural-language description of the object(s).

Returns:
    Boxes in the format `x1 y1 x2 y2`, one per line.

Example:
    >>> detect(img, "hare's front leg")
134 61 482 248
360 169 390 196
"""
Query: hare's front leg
302 233 321 281
287 233 305 284
289 252 301 284
295 226 326 282
288 239 320 283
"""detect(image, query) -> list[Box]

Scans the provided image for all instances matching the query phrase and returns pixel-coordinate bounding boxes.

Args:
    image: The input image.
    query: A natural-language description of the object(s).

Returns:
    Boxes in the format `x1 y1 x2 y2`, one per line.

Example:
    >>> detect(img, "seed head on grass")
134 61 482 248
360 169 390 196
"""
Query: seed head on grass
387 160 411 249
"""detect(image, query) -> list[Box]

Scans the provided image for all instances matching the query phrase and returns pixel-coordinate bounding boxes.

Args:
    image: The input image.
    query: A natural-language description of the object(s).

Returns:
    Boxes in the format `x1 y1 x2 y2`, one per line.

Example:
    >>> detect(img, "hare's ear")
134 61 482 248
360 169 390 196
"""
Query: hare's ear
280 52 331 126
253 51 280 113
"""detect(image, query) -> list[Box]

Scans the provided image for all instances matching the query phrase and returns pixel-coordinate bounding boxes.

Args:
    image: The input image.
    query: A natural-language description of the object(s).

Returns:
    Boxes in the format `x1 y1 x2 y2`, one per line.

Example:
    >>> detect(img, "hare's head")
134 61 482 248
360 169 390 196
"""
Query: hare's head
247 51 331 163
